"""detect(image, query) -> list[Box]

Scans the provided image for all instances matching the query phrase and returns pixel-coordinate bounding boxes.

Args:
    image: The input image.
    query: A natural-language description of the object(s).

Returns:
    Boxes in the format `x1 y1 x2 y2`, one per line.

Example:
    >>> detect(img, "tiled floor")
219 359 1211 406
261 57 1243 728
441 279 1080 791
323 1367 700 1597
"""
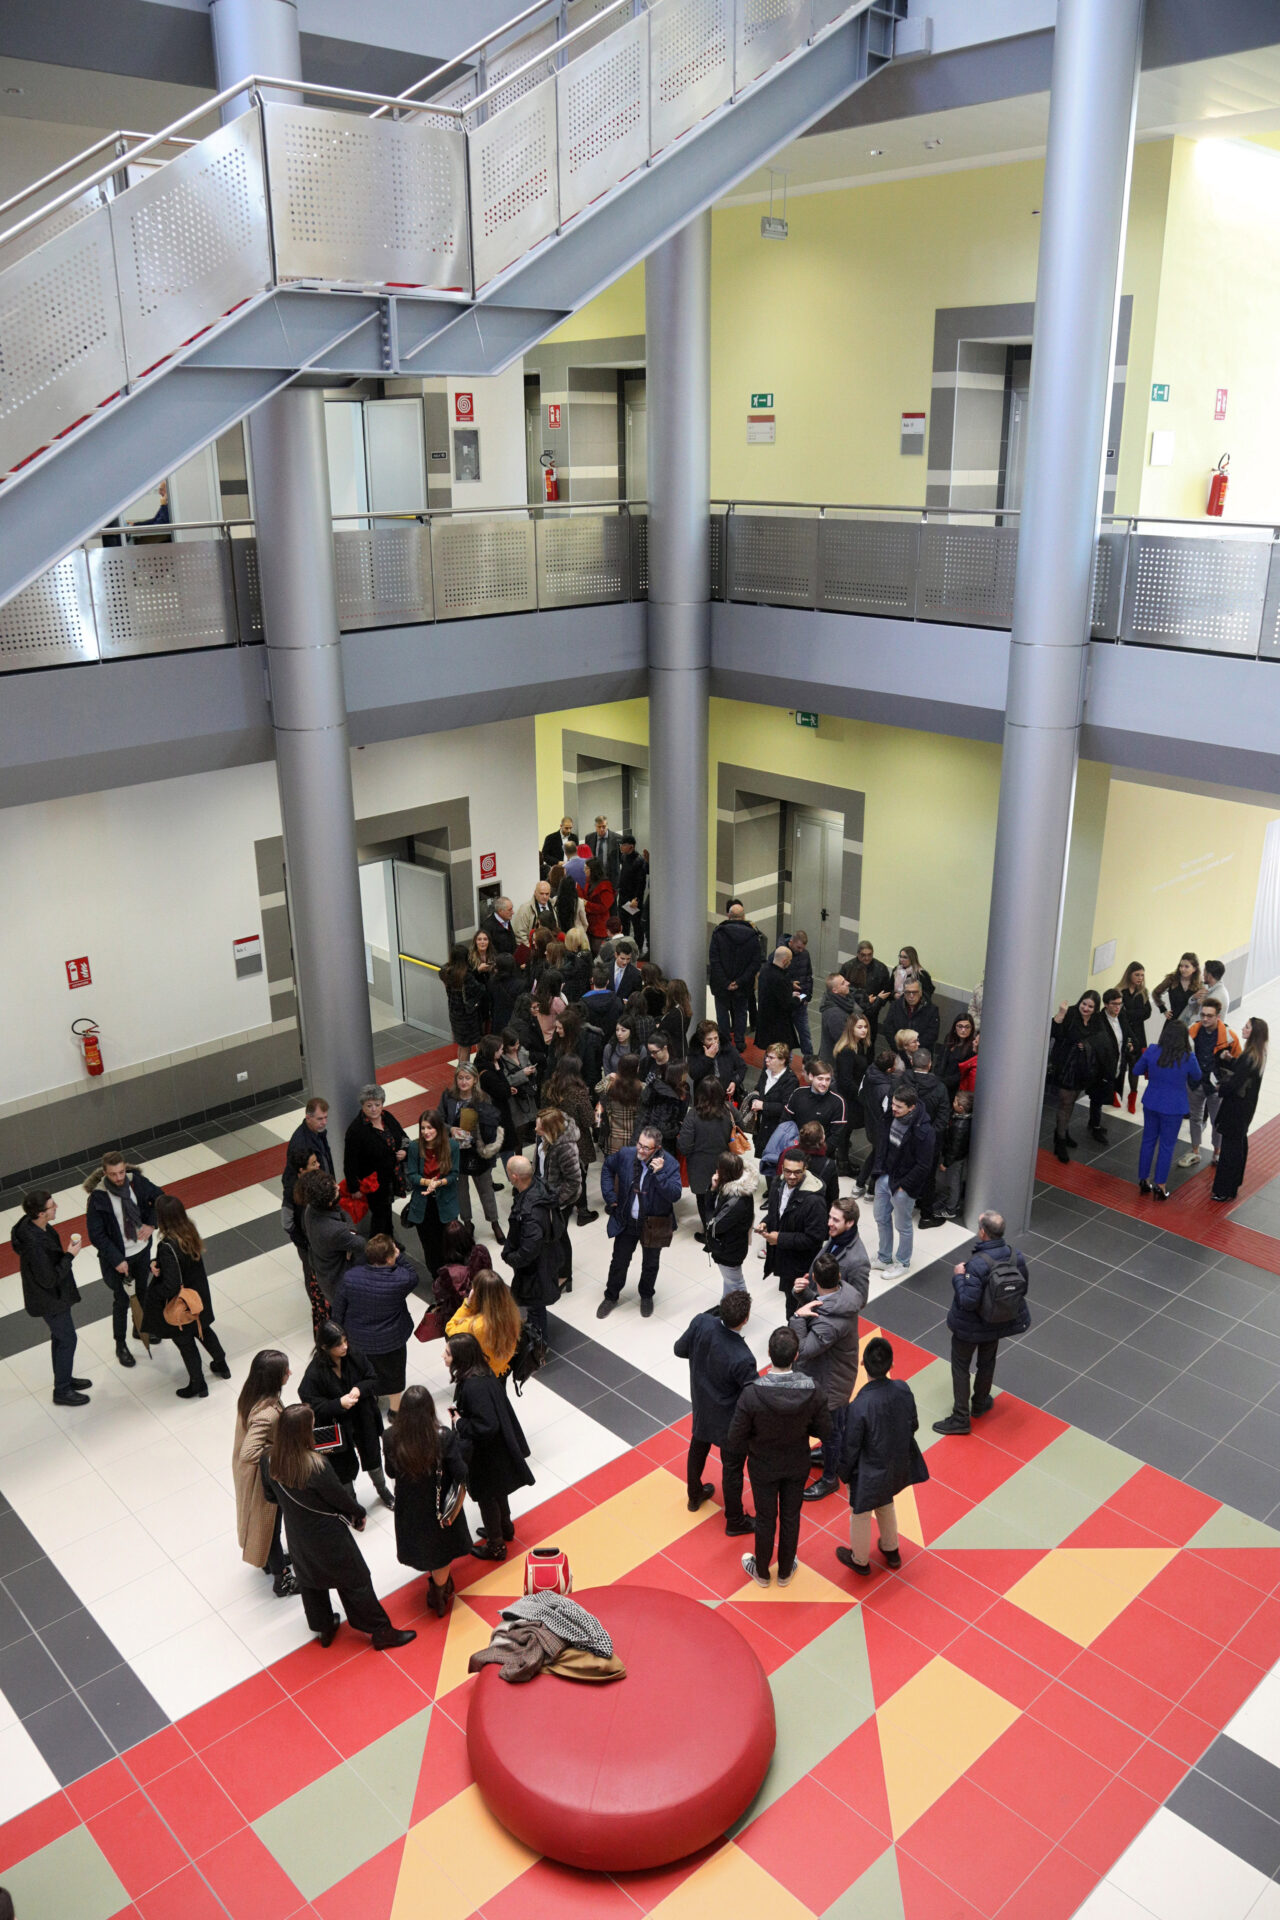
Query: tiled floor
1 1039 1280 1918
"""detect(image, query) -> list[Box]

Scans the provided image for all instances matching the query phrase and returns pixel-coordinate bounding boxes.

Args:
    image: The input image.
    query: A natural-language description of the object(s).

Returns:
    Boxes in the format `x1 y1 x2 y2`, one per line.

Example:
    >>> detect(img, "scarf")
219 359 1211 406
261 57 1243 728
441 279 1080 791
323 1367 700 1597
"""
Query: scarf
112 1176 144 1243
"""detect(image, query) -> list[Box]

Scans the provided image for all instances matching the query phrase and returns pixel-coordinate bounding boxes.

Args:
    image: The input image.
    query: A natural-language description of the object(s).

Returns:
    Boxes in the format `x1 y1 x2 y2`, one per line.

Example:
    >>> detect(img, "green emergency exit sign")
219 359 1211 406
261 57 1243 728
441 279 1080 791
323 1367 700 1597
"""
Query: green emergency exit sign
795 710 818 729
751 392 774 408
1151 382 1170 402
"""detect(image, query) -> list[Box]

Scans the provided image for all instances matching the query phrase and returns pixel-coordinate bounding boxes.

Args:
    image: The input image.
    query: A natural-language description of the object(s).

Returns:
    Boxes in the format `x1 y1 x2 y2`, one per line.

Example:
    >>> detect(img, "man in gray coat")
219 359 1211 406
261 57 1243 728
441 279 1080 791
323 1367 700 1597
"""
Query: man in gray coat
301 1169 367 1307
789 1235 868 1501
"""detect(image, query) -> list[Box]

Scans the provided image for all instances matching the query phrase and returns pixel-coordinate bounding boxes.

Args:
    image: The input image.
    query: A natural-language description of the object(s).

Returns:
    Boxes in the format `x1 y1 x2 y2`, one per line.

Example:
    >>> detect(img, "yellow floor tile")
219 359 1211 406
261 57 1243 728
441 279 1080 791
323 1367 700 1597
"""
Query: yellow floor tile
397 1783 538 1918
1005 1546 1176 1646
435 1598 496 1697
876 1655 1020 1836
467 1468 714 1598
893 1484 923 1547
728 1560 853 1604
650 1839 815 1918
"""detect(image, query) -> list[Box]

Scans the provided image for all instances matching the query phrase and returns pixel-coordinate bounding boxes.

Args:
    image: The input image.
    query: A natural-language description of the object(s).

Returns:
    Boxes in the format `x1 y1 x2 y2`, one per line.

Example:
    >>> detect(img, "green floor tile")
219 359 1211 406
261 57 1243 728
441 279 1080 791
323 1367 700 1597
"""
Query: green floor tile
349 1705 432 1829
1033 1426 1140 1505
1189 1506 1280 1550
902 1360 957 1443
730 1634 874 1832
821 1843 905 1920
0 1826 127 1920
254 1759 404 1902
930 1502 1045 1551
799 1598 873 1691
933 1459 1096 1549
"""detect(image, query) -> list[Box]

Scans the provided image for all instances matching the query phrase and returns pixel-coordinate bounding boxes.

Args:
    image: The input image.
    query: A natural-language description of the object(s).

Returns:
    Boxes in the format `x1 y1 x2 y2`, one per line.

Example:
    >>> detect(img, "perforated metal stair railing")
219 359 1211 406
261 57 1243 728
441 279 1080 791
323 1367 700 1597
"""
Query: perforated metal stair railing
3 502 1279 675
0 0 902 609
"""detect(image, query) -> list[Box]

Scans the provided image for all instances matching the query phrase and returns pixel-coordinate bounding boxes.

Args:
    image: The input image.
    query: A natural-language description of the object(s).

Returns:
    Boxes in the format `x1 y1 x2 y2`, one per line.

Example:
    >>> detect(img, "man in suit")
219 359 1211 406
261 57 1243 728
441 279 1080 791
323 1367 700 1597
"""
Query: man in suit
588 815 622 887
616 834 649 951
540 816 578 880
479 897 517 957
611 939 643 1001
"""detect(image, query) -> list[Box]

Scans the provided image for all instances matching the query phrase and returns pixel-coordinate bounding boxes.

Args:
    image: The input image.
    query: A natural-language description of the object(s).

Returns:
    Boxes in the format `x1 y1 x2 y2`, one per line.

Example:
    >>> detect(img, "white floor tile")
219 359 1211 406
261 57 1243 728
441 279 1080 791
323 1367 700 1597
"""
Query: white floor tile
49 1515 174 1604
0 1723 60 1826
1224 1665 1280 1772
6 1469 129 1552
378 1076 428 1104
136 1477 238 1559
138 1143 225 1184
1108 1808 1271 1920
132 1614 263 1720
1072 1884 1160 1920
93 1562 215 1660
0 1430 96 1502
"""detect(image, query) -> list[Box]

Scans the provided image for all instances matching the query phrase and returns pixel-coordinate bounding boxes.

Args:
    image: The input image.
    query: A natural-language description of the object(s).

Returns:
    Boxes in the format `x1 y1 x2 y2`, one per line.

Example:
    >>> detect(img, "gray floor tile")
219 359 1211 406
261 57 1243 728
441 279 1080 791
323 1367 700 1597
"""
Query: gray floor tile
0 1587 29 1653
1124 1314 1214 1369
1222 1323 1280 1368
1110 1405 1214 1478
1037 1186 1102 1220
1023 1316 1116 1374
1085 1343 1181 1404
1185 1444 1280 1523
38 1610 125 1689
1037 1246 1118 1290
615 1370 690 1425
1147 1233 1222 1271
866 1287 946 1342
1214 1252 1280 1287
1032 1264 1099 1312
77 1664 168 1755
535 1357 610 1416
1192 1269 1271 1319
1148 1373 1253 1441
561 1339 643 1392
1071 1287 1158 1341
588 1392 663 1445
2 1556 80 1629
1100 1268 1183 1316
19 1690 115 1786
1060 1218 1158 1266
1157 1292 1244 1340
1168 1767 1280 1879
0 1512 45 1579
991 1345 1079 1406
1244 1292 1280 1338
1219 1404 1280 1467
1045 1375 1144 1442
0 1634 71 1717
1118 1241 1211 1295
1186 1341 1279 1404
1197 1736 1280 1825
1028 1198 1085 1245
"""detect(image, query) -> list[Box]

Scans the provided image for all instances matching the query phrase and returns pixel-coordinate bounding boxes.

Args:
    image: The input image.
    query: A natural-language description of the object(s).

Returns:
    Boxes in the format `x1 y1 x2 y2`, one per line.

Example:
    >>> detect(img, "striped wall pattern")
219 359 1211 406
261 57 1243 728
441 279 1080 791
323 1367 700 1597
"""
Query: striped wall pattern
715 763 865 968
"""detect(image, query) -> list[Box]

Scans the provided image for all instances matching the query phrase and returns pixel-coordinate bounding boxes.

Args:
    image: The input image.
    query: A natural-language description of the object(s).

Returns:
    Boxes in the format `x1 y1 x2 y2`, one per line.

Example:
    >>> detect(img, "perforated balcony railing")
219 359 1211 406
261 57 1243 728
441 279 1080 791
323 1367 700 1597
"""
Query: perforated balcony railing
3 501 1280 676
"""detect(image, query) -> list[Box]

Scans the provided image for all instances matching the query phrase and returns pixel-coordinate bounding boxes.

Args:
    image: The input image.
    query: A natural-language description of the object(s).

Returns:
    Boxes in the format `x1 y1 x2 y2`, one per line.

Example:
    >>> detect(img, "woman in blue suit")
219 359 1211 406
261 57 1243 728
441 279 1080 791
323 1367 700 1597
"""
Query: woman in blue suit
1134 1020 1202 1200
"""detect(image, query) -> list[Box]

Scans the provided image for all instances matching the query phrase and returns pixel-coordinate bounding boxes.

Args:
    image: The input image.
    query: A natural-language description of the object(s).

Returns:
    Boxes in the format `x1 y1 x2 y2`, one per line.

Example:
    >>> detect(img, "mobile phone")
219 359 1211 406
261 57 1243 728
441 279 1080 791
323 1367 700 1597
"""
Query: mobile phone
312 1424 342 1451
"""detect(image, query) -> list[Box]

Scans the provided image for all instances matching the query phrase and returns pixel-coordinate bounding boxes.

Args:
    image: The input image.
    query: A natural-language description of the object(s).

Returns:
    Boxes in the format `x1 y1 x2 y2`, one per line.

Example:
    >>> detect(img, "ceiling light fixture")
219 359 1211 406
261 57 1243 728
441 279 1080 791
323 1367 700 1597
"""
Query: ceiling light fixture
923 136 942 150
3 86 25 96
868 147 884 156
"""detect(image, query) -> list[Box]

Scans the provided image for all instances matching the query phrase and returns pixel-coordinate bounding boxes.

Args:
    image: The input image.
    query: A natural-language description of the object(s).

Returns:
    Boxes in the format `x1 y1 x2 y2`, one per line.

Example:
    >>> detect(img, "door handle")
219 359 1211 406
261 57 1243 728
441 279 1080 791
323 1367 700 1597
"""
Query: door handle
820 907 829 921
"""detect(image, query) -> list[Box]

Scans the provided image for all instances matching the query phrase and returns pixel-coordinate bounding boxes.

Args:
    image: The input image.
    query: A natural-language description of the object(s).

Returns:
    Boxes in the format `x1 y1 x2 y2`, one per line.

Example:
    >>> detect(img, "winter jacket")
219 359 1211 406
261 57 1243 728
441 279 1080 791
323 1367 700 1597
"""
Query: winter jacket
343 1110 408 1205
885 995 940 1053
1134 1043 1202 1116
941 1110 972 1166
453 1368 535 1502
833 1043 869 1122
676 1106 736 1195
617 850 649 918
1120 987 1152 1056
726 1368 831 1480
839 1377 929 1514
389 1426 474 1574
708 916 765 997
1089 1014 1124 1089
597 1080 643 1155
947 1237 1031 1344
755 961 799 1050
445 970 487 1046
935 1041 978 1097
331 1253 420 1355
841 955 892 1018
298 1346 383 1483
84 1166 163 1276
535 1124 582 1211
703 1166 761 1269
559 951 593 1005
143 1236 215 1342
233 1398 281 1567
688 1044 748 1103
502 1176 561 1308
1049 1006 1105 1092
814 1226 871 1302
762 1172 827 1290
266 1459 378 1597
401 1142 461 1227
584 878 615 940
674 1308 759 1446
657 1005 689 1060
439 1089 504 1176
551 1082 597 1167
872 1103 936 1197
281 1120 334 1202
903 1067 949 1142
1190 1019 1241 1079
11 1217 80 1319
581 987 625 1036
636 1075 686 1154
820 989 856 1062
446 1289 516 1373
786 1084 847 1153
788 1276 866 1411
601 1145 682 1237
501 1048 540 1132
747 1065 800 1145
479 911 518 957
783 941 814 1007
303 1203 367 1305
803 1149 841 1209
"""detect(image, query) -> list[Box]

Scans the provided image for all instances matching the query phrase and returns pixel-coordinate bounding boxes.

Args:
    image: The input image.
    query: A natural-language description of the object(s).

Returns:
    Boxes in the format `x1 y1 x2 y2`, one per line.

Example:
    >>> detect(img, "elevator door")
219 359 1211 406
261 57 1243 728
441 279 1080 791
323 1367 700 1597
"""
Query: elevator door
789 809 843 981
393 860 452 1037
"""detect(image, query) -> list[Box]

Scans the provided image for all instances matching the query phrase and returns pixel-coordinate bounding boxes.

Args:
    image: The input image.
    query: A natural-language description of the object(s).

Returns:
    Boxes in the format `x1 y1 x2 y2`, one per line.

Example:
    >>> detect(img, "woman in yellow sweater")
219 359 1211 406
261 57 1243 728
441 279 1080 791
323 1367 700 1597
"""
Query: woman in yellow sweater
446 1268 522 1378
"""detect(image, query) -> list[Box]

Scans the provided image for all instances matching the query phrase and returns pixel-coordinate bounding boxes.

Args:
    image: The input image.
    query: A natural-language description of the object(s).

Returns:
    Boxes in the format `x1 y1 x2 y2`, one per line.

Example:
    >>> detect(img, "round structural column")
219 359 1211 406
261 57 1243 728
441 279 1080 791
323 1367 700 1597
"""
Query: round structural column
645 213 711 1008
967 0 1146 1234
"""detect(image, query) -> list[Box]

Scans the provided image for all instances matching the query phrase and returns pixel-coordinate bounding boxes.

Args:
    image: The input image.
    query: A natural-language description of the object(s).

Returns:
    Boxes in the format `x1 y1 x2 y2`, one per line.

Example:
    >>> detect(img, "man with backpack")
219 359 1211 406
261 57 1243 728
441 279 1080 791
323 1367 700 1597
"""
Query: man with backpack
931 1209 1030 1436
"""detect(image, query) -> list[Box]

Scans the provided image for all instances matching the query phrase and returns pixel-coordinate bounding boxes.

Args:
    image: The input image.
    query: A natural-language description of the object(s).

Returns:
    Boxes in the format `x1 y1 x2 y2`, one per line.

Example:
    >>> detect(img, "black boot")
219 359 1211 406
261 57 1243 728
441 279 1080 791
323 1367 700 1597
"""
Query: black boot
369 1469 395 1511
1064 1131 1079 1148
1053 1135 1070 1165
115 1342 136 1369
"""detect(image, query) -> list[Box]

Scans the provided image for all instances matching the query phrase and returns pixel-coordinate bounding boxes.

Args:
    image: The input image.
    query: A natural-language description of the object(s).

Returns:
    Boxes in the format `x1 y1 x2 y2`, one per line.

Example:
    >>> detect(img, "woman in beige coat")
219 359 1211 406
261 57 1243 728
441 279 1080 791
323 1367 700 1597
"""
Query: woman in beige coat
233 1349 297 1596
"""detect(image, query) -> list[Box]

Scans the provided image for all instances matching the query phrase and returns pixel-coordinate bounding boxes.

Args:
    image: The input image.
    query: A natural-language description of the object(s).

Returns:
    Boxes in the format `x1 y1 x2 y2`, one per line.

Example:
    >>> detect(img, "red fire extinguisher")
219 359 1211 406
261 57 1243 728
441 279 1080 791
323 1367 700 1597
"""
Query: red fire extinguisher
1207 453 1229 517
73 1017 104 1077
540 451 559 503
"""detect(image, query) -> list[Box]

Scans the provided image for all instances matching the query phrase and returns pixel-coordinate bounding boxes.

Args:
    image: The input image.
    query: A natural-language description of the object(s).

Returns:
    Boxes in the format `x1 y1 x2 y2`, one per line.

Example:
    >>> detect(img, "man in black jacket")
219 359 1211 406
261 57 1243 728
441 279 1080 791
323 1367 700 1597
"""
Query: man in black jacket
85 1152 164 1368
479 897 518 957
587 815 622 886
933 1211 1031 1435
283 1097 334 1269
842 941 893 1035
727 1326 830 1587
870 1089 934 1279
904 1050 950 1230
786 1060 848 1161
708 901 764 1053
674 1291 757 1535
11 1191 91 1406
501 1158 559 1347
885 977 940 1054
616 835 648 950
756 1147 827 1315
540 816 578 879
754 946 798 1052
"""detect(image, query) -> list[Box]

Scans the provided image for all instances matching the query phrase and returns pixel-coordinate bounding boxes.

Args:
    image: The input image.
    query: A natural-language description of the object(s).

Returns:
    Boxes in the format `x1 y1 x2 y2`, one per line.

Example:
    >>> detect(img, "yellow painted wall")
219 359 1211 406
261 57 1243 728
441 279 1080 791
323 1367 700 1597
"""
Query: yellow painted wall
1137 136 1280 523
1087 781 1280 992
534 699 650 829
545 263 645 342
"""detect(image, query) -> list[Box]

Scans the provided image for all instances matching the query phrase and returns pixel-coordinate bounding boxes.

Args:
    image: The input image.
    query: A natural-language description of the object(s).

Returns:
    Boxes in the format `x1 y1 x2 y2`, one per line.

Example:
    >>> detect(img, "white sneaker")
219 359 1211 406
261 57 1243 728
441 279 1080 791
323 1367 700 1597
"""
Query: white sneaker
741 1553 771 1588
870 1255 895 1272
776 1565 797 1587
880 1263 908 1281
1177 1150 1202 1169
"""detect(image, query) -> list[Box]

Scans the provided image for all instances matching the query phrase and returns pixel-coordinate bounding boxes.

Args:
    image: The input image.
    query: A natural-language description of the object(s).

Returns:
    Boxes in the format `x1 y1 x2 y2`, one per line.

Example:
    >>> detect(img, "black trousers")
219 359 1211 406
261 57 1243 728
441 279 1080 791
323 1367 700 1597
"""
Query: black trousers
300 1576 393 1640
264 1510 288 1579
169 1321 227 1387
105 1247 151 1343
950 1333 999 1415
747 1464 806 1577
605 1225 662 1299
686 1438 747 1525
415 1205 447 1279
477 1488 512 1542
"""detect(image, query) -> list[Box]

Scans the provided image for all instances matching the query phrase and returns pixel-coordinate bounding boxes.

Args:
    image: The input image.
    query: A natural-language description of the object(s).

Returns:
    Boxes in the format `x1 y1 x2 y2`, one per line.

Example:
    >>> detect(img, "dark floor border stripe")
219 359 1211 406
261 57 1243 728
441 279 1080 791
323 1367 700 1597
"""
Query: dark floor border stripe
544 1309 690 1443
1167 1762 1280 1880
1194 1733 1280 1829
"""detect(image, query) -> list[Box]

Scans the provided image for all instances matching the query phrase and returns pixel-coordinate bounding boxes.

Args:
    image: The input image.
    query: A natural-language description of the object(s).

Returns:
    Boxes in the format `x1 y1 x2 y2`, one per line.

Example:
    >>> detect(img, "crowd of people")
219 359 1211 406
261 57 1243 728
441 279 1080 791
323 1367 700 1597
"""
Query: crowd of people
7 824 1268 1637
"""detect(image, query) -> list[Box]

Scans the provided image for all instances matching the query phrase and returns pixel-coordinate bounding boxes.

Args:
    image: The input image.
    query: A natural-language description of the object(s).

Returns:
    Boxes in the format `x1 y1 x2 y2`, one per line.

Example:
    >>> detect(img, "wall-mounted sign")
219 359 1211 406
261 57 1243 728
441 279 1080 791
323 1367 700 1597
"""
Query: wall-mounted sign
454 428 480 482
900 410 926 455
747 413 776 444
65 956 91 989
233 934 263 979
795 710 818 730
750 392 774 408
454 391 474 421
1150 429 1175 467
479 852 497 881
546 402 562 429
1151 382 1170 402
1092 938 1117 976
1214 387 1229 422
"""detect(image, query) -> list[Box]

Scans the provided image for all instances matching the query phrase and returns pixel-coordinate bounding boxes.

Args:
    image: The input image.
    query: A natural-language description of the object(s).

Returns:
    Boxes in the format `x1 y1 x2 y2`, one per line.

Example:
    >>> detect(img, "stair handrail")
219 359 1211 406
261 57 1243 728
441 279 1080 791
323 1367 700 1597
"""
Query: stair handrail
370 0 563 118
458 0 641 119
0 129 199 229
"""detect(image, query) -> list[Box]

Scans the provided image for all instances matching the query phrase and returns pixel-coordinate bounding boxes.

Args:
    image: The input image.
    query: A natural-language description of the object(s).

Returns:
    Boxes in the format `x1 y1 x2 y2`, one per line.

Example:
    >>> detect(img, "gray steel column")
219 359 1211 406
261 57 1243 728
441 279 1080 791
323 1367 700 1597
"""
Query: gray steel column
645 213 711 1007
211 0 375 1120
967 0 1145 1235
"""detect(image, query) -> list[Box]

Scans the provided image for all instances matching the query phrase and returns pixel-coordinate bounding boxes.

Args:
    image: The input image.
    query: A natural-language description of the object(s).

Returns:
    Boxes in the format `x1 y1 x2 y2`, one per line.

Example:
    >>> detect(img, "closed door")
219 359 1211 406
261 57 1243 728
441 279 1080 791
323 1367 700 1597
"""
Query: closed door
393 860 452 1037
624 375 647 501
364 398 427 526
789 809 843 980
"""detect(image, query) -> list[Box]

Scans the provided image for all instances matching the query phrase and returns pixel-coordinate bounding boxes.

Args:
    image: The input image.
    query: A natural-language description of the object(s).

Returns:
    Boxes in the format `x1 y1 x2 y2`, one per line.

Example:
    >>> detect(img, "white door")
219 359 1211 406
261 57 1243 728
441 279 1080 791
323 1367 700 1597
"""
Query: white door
789 808 843 980
364 398 427 526
393 861 453 1037
324 401 369 523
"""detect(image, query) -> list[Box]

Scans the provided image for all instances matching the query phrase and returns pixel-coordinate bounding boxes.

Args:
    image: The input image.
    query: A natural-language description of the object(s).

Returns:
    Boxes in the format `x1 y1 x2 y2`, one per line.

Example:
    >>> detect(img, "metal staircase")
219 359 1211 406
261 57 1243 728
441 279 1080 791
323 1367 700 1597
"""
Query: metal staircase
0 0 900 608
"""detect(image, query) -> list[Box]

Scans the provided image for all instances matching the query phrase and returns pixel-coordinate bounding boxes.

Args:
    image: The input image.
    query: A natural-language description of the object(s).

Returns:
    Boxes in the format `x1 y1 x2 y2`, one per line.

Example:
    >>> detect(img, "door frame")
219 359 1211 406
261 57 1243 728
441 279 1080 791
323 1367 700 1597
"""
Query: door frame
715 764 865 970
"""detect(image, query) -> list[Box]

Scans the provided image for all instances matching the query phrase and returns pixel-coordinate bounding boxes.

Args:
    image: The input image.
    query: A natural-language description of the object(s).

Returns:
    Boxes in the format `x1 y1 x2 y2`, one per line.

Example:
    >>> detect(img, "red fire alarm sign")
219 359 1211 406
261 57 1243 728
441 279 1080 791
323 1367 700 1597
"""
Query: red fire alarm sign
454 391 474 421
479 852 497 881
547 402 561 430
66 956 92 988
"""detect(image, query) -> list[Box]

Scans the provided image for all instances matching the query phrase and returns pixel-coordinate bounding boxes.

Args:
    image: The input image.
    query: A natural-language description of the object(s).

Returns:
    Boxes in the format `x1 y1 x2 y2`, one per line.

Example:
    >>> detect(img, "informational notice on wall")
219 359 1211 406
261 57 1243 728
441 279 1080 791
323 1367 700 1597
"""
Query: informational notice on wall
65 956 91 989
747 413 776 444
234 934 263 980
1215 387 1229 422
1092 938 1117 976
1151 382 1170 403
795 710 819 730
900 411 926 455
479 852 497 881
454 391 474 421
547 402 561 430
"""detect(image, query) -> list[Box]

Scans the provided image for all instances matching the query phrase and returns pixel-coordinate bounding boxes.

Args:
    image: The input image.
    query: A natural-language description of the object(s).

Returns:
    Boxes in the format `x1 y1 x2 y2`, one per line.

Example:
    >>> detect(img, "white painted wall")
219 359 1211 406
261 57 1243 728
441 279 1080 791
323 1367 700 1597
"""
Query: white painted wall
0 720 539 1105
445 365 527 510
359 860 391 955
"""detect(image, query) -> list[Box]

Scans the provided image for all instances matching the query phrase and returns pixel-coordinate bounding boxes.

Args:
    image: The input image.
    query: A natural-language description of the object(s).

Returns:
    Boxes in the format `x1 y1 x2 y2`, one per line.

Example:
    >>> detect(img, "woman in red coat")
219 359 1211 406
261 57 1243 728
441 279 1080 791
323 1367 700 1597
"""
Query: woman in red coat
583 856 615 950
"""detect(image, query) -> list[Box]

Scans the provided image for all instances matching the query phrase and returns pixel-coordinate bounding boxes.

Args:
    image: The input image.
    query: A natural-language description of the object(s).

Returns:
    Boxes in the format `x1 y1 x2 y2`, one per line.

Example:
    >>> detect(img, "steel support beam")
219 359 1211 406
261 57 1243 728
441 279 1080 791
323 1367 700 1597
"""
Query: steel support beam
645 213 711 1013
966 0 1145 1237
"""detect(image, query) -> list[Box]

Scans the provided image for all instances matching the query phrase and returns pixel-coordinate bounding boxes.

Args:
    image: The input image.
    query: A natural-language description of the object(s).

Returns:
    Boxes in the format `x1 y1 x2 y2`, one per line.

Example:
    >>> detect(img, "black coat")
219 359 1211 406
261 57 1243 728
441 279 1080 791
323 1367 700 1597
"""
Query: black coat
11 1218 80 1319
445 971 487 1046
762 1175 827 1289
861 1063 894 1150
786 1085 847 1152
657 1006 689 1060
676 1107 735 1195
802 1150 841 1209
727 1370 831 1479
454 1368 535 1501
502 1177 560 1307
839 1377 929 1514
704 1174 758 1268
1049 1006 1103 1091
748 1065 800 1144
934 1041 977 1096
873 1104 936 1196
559 951 593 1004
636 1076 686 1153
617 851 649 916
842 955 893 1023
143 1237 215 1342
1120 987 1152 1056
541 829 576 877
755 963 798 1050
268 1460 374 1593
708 917 764 997
282 1120 334 1201
343 1112 408 1207
389 1427 474 1572
688 1046 748 1103
904 1068 950 1142
674 1310 759 1446
947 1239 1031 1344
885 996 940 1053
833 1045 869 1122
85 1169 163 1277
1090 1015 1124 1087
479 912 517 957
299 1347 384 1481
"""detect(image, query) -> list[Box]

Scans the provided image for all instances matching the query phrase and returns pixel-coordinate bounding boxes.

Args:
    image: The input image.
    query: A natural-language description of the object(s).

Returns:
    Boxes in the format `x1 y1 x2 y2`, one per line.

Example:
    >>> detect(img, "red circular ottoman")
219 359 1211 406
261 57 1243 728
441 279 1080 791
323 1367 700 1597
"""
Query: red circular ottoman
466 1585 775 1871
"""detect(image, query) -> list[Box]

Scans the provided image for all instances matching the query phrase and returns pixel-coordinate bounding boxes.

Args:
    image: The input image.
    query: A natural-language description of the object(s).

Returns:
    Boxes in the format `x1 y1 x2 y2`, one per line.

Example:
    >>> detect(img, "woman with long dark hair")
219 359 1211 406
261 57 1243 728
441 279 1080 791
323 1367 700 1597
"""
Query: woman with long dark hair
1116 961 1152 1111
597 1051 645 1153
583 855 615 950
893 945 934 1001
402 1110 457 1278
658 979 692 1061
386 1385 473 1616
936 1013 978 1096
1153 953 1201 1026
441 943 486 1067
1134 1018 1203 1199
532 1106 582 1288
446 1331 535 1561
553 865 584 937
147 1194 229 1397
1048 991 1103 1164
678 1075 736 1231
299 1319 393 1507
544 1053 598 1223
232 1349 295 1596
1212 1017 1268 1202
267 1404 414 1651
